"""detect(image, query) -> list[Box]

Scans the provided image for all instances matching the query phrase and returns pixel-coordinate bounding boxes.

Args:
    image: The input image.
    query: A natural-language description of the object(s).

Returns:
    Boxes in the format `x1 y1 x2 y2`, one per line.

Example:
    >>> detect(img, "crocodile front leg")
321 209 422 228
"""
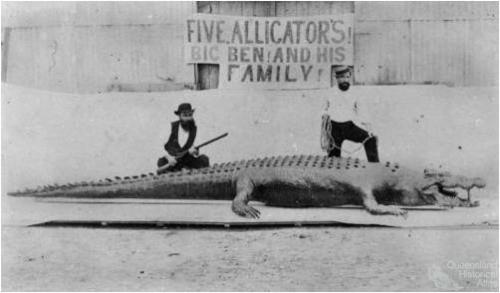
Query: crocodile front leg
232 175 261 219
359 185 408 218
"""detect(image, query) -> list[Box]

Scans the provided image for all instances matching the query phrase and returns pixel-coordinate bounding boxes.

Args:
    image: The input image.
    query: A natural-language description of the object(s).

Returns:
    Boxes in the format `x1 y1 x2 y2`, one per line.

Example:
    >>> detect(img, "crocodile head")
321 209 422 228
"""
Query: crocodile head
419 169 486 207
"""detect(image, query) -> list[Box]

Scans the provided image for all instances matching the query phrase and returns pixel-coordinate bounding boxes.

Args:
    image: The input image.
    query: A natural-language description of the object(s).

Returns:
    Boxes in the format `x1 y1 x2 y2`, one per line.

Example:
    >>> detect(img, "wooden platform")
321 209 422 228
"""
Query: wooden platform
3 195 498 229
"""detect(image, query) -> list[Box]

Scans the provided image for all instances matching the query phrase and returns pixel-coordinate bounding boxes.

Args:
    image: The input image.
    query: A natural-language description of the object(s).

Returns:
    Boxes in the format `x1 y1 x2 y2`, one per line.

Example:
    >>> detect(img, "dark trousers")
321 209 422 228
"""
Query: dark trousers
157 154 210 174
327 121 380 163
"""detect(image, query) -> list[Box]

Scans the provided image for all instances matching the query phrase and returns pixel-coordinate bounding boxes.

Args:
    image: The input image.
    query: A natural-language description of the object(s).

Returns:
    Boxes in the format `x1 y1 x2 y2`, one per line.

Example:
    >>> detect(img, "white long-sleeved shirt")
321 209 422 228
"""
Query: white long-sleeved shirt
322 89 373 132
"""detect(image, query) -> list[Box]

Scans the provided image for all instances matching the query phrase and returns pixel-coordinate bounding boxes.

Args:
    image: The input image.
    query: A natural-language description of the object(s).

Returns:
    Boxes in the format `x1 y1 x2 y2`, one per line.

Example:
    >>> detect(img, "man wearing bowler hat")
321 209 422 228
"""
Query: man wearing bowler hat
157 103 210 174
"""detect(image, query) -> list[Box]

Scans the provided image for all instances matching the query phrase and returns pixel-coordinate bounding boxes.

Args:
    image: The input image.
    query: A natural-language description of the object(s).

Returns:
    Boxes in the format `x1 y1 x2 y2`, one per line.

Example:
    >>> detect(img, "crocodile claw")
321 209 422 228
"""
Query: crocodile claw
232 203 261 219
368 205 408 218
390 206 408 219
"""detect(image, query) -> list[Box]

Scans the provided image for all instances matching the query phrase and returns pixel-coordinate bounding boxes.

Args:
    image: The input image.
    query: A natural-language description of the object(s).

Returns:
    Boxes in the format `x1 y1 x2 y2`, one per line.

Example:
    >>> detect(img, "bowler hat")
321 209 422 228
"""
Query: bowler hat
174 103 195 115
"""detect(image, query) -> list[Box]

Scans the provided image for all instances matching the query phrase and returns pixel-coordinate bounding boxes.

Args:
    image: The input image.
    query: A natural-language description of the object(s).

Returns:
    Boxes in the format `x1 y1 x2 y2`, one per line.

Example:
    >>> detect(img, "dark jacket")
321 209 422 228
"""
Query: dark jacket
164 121 197 157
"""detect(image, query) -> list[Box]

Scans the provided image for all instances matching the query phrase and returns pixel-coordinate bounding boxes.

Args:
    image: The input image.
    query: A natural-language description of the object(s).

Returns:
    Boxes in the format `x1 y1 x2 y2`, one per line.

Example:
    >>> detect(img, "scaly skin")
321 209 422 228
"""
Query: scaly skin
8 155 485 218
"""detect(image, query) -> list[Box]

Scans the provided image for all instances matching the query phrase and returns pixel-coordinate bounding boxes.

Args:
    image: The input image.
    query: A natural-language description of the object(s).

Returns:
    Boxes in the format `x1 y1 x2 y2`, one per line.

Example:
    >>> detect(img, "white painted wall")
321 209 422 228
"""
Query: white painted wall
4 84 498 196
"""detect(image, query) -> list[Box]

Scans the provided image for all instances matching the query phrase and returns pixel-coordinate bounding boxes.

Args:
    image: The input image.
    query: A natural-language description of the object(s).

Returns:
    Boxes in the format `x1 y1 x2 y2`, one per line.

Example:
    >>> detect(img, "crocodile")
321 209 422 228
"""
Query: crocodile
8 155 485 218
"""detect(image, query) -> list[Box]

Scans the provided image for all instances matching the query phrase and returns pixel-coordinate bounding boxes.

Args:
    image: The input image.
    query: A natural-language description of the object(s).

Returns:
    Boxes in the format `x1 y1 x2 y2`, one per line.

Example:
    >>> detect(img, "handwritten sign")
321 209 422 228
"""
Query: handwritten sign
185 13 353 89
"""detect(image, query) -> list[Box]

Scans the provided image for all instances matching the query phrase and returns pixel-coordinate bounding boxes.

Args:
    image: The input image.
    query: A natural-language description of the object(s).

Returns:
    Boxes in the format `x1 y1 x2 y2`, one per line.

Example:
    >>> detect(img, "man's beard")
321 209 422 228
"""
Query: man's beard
180 119 196 131
338 82 350 91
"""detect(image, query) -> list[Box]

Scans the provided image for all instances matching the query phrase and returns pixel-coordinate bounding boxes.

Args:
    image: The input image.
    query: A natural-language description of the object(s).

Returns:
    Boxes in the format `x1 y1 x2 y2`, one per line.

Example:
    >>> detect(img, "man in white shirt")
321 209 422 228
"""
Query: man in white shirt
157 103 210 174
320 66 379 162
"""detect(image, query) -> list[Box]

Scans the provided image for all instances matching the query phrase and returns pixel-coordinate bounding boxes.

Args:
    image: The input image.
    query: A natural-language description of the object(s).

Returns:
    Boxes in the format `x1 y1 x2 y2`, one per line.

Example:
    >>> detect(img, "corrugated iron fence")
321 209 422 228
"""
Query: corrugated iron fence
354 2 498 86
1 1 498 92
2 2 196 93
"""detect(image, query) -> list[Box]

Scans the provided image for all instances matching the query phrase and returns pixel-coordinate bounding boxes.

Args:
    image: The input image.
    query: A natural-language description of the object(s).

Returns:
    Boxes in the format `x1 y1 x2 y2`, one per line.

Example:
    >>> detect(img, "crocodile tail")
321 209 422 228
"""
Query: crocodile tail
7 167 237 200
7 176 135 198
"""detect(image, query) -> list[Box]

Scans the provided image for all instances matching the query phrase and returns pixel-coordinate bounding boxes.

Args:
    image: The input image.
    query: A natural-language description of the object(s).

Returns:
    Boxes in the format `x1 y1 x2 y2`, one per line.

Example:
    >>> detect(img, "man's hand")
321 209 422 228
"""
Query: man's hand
189 147 199 157
164 154 177 166
157 154 177 174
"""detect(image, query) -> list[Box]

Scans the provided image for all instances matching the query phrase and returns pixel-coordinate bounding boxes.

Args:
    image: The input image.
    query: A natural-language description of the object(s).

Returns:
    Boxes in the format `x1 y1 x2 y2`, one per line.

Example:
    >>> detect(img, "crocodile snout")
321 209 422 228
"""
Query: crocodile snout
471 177 486 189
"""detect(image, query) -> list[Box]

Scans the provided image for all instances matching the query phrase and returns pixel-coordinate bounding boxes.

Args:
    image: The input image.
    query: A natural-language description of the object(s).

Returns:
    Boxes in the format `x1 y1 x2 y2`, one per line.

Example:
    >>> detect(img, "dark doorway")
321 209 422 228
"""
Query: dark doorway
195 64 219 90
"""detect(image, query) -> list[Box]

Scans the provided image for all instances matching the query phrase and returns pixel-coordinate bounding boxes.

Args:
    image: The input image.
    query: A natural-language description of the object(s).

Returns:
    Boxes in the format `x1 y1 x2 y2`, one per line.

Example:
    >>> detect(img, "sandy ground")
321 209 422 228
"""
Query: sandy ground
2 225 498 291
2 193 499 291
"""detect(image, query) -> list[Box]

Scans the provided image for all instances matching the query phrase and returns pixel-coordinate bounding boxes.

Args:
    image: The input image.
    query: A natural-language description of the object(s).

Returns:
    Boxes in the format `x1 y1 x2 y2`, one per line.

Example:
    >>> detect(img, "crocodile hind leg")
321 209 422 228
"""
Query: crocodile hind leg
231 175 261 219
359 185 408 218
